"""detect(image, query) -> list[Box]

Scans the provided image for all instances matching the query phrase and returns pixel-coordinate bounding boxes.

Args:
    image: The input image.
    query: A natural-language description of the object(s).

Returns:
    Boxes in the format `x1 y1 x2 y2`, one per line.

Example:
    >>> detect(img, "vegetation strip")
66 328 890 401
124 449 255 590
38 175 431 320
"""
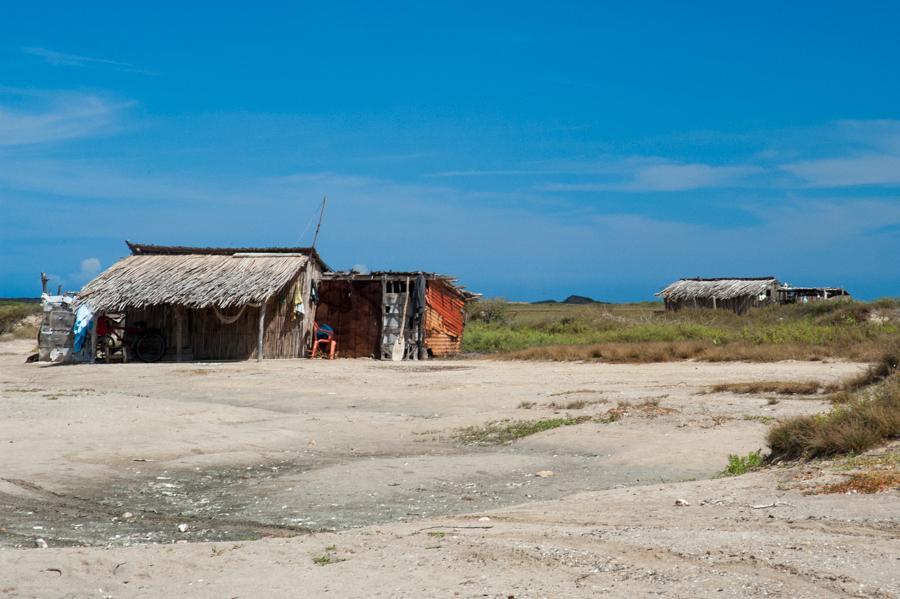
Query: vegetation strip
455 399 678 445
464 298 899 363
766 374 900 460
707 381 829 395
454 417 590 445
0 300 40 338
766 346 900 461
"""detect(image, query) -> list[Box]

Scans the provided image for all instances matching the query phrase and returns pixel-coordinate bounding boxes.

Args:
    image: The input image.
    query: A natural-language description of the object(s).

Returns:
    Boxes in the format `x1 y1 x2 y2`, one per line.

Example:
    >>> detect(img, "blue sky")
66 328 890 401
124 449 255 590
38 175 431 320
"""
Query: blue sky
2 2 899 301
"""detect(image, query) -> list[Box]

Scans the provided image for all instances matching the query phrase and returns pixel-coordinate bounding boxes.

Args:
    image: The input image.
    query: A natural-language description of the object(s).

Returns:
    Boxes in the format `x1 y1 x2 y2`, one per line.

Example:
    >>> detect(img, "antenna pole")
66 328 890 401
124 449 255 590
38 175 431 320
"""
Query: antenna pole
311 194 327 250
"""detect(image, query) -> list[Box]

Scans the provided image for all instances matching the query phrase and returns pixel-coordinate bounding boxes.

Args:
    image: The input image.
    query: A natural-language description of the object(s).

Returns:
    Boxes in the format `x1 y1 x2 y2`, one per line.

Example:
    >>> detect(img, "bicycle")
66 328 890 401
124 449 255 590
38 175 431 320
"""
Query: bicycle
96 315 167 363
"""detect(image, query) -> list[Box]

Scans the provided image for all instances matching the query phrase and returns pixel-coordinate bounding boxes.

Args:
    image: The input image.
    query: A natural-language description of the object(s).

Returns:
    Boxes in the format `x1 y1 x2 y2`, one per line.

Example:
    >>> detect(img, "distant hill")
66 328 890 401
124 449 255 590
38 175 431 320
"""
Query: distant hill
532 295 609 305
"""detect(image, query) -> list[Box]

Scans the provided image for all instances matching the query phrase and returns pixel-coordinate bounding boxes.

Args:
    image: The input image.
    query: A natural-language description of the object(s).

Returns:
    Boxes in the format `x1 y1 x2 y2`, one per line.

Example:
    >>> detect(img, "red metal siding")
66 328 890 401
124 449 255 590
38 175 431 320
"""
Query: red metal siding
424 280 466 356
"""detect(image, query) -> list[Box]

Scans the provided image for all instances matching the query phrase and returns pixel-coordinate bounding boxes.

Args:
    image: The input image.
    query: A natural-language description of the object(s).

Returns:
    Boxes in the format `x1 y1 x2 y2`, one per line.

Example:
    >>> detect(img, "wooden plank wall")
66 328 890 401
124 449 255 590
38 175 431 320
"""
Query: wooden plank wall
424 280 467 357
261 282 305 358
123 276 306 360
666 293 775 315
315 280 382 358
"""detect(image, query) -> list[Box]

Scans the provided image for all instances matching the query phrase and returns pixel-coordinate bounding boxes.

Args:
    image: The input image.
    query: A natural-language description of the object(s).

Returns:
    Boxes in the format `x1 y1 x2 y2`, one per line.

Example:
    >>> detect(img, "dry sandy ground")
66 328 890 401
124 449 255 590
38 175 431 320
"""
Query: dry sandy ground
0 338 897 598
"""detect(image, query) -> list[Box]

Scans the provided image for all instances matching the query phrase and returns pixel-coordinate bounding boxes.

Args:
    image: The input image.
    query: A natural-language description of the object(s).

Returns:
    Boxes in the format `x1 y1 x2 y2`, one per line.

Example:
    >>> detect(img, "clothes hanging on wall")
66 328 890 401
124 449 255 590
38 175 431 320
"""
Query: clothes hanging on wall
293 281 305 318
72 304 94 352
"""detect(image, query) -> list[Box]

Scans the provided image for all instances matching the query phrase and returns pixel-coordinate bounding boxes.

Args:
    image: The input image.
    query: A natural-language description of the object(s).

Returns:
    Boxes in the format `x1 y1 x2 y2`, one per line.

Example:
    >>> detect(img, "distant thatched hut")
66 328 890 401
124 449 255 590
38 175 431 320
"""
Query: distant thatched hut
657 277 780 315
315 272 476 359
78 242 327 361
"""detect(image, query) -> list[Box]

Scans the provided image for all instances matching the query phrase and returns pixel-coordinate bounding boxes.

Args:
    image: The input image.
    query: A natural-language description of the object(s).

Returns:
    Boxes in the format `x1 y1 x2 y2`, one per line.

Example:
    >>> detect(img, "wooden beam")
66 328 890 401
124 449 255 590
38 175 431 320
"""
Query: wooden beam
257 302 266 362
175 307 183 363
90 317 97 364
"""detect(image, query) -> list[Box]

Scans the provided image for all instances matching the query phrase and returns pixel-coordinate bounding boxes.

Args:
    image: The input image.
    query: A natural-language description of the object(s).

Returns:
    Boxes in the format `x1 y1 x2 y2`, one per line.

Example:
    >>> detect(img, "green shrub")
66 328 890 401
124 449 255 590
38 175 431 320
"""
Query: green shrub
721 450 764 476
467 298 510 325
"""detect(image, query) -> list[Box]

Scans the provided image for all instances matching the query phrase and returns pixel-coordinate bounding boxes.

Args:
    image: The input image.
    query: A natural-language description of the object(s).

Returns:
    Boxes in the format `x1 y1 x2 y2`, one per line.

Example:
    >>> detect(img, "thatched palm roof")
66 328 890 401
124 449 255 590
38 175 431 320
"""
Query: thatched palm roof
127 241 329 270
657 277 778 301
78 253 309 312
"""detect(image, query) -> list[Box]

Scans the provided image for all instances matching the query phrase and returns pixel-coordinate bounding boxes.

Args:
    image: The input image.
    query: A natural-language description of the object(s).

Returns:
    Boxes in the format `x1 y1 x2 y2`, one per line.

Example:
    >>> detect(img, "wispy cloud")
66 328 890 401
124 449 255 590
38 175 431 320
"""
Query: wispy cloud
428 120 900 192
426 169 547 178
775 119 900 188
541 161 761 192
22 47 154 75
780 155 900 187
586 198 900 285
428 156 762 191
0 89 133 146
627 163 761 191
828 119 900 153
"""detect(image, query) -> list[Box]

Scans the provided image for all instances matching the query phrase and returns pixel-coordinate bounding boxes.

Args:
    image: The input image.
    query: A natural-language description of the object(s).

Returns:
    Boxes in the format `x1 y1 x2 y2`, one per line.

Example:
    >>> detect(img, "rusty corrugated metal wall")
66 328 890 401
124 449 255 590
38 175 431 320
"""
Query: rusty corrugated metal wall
424 279 466 357
314 280 382 358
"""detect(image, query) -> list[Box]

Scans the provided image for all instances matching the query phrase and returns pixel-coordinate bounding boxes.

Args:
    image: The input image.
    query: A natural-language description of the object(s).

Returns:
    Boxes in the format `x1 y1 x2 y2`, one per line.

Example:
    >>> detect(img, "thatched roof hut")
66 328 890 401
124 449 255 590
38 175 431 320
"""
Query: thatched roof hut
78 242 327 361
80 254 311 312
74 242 478 362
657 277 780 314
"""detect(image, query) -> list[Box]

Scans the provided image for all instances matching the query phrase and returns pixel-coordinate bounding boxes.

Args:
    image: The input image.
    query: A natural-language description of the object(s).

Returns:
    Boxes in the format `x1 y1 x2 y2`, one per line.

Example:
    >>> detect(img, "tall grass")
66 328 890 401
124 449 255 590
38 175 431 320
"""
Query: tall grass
766 375 900 460
463 299 899 363
0 301 40 336
766 347 900 460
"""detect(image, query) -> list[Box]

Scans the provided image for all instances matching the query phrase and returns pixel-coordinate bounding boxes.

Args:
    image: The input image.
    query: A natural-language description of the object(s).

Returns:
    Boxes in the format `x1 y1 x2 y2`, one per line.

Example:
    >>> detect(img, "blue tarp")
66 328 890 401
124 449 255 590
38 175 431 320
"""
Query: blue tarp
72 305 93 352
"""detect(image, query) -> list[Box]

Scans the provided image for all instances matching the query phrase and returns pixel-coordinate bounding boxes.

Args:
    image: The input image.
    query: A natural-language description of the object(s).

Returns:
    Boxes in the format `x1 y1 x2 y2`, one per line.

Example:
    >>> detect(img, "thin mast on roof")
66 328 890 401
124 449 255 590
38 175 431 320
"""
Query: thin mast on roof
311 194 327 250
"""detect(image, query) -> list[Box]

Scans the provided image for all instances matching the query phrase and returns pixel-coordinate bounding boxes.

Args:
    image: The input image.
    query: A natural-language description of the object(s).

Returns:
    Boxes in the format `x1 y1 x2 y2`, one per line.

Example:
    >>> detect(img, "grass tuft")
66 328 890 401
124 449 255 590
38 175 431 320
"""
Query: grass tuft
545 398 607 410
720 450 764 476
767 375 900 461
312 545 347 566
454 416 590 445
708 381 825 395
837 342 900 392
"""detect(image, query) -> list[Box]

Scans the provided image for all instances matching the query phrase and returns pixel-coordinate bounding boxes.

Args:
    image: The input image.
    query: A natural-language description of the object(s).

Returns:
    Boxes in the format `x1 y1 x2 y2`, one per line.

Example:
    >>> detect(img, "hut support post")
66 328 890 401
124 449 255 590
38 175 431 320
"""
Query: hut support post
257 302 266 362
175 307 183 363
90 317 97 364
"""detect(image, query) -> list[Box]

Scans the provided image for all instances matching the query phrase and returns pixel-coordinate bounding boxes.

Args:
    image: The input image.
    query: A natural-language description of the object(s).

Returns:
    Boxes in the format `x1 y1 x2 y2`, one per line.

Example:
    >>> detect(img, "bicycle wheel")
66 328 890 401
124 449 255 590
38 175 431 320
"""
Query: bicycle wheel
134 331 166 363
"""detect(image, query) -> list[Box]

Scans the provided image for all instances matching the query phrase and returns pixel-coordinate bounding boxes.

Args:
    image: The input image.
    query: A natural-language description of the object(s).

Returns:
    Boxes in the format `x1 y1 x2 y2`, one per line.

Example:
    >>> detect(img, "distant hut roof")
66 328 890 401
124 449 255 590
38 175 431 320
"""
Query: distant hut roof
79 243 318 312
656 277 778 301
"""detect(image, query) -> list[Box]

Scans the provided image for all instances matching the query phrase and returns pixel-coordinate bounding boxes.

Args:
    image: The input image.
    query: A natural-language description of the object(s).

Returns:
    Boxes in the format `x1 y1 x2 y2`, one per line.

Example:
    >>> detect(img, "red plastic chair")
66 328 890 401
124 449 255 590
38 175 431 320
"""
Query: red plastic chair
311 322 337 359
